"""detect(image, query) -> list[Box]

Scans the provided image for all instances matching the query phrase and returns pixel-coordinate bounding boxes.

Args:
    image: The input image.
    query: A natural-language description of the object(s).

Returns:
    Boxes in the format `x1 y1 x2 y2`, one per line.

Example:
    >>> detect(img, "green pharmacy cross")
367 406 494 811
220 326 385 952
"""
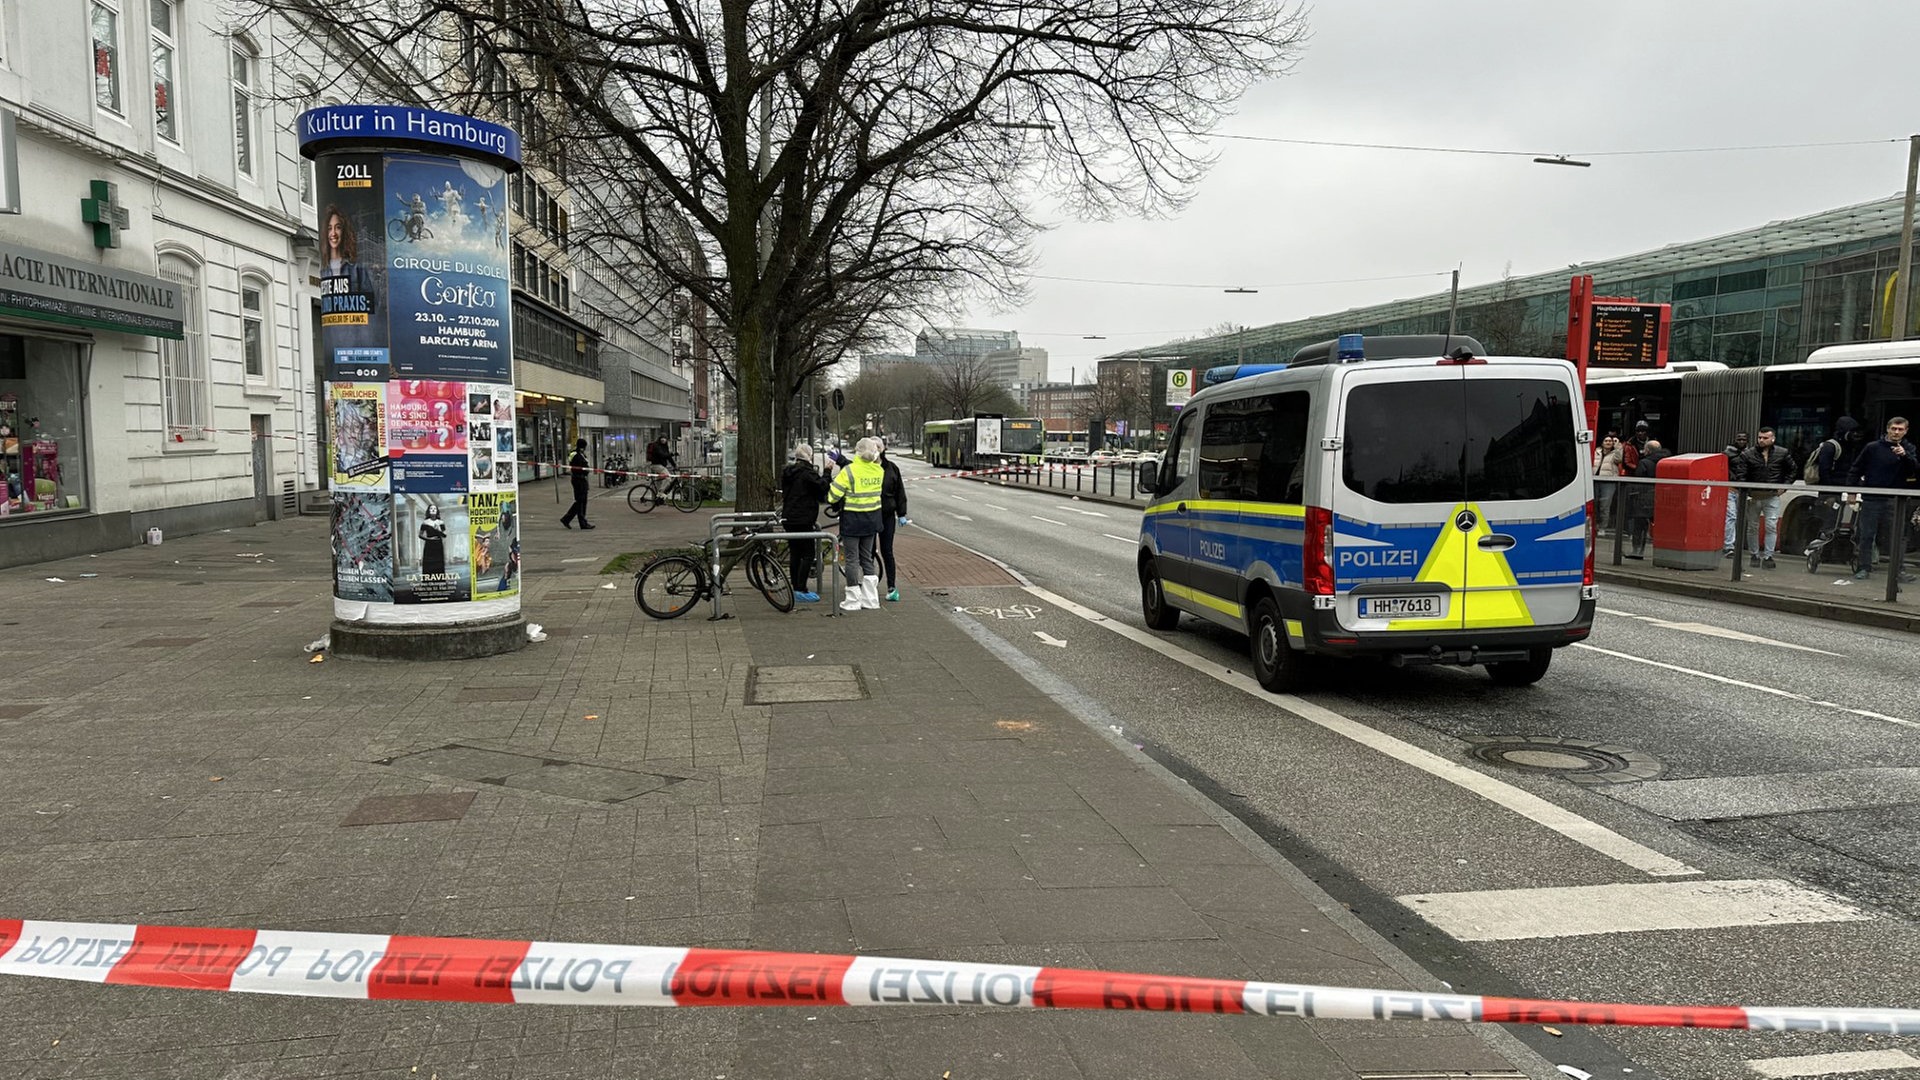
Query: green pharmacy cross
81 180 130 249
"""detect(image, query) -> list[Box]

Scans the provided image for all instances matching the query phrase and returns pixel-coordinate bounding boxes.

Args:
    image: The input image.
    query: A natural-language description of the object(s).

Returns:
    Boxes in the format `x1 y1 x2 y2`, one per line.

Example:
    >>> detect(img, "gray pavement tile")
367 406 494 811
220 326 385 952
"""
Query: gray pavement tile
1052 1011 1268 1080
750 898 858 953
735 1012 896 1079
980 886 1214 944
818 814 948 855
934 810 1126 848
845 891 1006 950
1204 913 1399 981
1116 823 1267 866
1073 783 1221 825
1017 843 1162 888
753 849 909 903
1318 1032 1524 1075
1221 1017 1365 1080
877 1013 1086 1080
900 845 1037 892
1073 937 1259 980
966 781 1092 813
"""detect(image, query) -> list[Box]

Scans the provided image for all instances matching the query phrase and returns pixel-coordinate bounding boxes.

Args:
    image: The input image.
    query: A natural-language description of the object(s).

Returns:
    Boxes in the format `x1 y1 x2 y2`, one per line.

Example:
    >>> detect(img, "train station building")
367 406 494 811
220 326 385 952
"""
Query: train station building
1112 194 1918 372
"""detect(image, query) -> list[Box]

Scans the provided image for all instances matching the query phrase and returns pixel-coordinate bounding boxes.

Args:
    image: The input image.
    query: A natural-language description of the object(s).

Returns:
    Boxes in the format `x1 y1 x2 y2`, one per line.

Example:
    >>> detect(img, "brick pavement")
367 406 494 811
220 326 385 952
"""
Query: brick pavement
0 480 1547 1079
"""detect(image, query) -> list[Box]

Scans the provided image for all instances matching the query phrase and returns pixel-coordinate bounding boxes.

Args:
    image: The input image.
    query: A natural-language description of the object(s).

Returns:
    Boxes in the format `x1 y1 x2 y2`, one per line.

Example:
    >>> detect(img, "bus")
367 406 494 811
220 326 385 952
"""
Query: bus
922 416 1045 470
1587 342 1920 554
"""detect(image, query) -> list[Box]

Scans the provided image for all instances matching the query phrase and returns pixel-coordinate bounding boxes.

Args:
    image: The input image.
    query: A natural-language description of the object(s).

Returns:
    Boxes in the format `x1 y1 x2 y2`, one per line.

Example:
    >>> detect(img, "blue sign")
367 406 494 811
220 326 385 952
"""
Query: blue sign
299 106 521 168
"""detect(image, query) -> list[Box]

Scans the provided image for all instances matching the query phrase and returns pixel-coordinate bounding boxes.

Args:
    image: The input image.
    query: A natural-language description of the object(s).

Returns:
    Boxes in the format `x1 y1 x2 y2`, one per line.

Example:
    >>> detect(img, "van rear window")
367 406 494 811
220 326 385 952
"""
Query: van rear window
1343 379 1577 504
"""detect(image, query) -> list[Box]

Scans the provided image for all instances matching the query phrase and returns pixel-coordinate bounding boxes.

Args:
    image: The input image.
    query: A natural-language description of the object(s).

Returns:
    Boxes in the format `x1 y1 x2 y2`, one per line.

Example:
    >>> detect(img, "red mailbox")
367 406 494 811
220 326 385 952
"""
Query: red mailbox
1651 453 1728 571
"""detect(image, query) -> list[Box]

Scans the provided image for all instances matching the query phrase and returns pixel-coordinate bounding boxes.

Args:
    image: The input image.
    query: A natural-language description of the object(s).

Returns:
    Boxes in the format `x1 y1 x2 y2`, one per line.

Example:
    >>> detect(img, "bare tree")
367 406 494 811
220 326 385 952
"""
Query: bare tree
255 0 1308 506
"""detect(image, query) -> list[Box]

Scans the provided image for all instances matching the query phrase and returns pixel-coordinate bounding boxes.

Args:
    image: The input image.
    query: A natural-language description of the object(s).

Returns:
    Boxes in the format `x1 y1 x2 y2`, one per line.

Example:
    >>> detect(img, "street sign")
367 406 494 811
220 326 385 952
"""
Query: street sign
832 388 845 411
1588 301 1669 368
1166 368 1196 407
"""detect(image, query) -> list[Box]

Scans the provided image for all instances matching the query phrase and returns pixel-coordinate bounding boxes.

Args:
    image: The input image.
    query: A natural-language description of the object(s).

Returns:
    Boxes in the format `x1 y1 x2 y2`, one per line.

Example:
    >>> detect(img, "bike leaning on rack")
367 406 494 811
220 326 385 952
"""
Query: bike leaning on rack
634 520 794 618
627 471 703 514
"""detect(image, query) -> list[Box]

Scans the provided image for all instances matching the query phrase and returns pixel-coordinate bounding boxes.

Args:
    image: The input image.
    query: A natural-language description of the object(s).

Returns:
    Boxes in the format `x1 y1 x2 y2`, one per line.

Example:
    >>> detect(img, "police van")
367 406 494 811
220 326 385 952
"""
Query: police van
1136 334 1596 691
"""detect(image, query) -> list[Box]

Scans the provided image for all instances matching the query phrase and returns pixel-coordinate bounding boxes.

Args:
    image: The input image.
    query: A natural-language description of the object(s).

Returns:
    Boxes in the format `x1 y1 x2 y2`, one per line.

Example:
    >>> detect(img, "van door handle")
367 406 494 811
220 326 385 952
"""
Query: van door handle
1478 534 1516 551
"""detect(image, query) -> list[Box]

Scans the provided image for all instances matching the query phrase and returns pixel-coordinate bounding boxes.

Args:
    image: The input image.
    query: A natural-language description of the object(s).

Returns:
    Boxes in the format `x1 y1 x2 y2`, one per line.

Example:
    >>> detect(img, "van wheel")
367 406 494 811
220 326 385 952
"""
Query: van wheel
1140 558 1180 631
1488 648 1553 686
1249 596 1310 693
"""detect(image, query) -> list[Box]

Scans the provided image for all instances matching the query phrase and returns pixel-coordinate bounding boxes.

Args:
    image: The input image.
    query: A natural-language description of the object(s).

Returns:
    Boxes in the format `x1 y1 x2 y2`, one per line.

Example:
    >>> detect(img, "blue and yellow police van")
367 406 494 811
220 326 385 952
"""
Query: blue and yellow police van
1136 334 1596 691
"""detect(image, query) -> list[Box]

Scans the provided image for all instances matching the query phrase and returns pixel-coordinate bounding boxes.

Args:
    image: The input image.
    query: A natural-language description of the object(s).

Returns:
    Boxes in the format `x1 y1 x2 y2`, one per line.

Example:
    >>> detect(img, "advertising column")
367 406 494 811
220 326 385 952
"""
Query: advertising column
300 106 525 659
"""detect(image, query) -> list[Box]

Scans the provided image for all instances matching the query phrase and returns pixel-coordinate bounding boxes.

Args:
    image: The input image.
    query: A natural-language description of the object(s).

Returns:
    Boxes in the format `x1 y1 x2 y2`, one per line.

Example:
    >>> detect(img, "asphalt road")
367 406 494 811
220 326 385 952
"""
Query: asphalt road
896 454 1920 1080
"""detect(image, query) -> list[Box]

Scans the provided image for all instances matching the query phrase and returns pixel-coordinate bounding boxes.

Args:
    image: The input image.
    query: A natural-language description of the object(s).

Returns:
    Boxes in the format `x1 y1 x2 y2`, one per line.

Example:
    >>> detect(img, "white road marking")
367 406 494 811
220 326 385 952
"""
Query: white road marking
945 512 973 522
950 494 970 502
1397 879 1867 942
984 504 1010 511
1065 507 1110 517
560 556 598 563
1102 533 1136 544
1034 631 1068 648
1024 585 1699 878
1746 1050 1920 1078
1031 516 1070 527
1597 607 1843 656
1572 643 1918 728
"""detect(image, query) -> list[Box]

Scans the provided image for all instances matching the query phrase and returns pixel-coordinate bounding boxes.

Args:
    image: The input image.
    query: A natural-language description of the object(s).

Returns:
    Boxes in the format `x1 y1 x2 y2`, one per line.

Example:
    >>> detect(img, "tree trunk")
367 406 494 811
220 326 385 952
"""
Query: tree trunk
734 316 775 511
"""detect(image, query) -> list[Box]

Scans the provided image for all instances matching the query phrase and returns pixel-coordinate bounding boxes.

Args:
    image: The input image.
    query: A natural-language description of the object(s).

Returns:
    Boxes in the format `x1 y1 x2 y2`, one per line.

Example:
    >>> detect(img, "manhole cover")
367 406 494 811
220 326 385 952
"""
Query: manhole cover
1465 736 1661 784
747 664 867 704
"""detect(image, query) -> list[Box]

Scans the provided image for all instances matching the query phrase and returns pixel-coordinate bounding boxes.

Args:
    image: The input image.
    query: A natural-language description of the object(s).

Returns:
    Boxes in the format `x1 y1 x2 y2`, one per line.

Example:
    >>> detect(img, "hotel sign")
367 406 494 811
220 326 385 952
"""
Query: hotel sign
0 240 182 338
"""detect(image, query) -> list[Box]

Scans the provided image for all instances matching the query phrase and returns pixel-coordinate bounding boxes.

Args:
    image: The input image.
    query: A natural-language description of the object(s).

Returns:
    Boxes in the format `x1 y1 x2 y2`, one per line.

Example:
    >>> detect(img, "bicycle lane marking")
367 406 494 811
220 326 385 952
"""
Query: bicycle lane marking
1021 584 1700 878
1571 643 1917 728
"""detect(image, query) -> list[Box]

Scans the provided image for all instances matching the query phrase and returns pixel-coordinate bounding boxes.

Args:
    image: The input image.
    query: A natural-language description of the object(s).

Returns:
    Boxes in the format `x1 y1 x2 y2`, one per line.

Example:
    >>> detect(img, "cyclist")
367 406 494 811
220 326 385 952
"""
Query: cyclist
646 435 678 477
396 192 429 241
780 444 832 602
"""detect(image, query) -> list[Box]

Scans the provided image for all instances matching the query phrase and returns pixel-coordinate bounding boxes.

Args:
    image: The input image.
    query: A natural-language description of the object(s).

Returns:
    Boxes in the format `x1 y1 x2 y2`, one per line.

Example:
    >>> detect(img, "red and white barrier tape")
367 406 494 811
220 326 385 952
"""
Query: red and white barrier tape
1 919 1913 1032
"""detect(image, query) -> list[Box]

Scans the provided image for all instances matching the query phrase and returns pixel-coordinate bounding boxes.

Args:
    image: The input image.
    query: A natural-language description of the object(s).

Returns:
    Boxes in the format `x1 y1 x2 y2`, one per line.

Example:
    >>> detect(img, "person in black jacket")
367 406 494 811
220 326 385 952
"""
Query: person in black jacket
1846 417 1917 582
780 444 832 602
877 443 911 602
1628 439 1670 558
1730 426 1795 569
560 438 594 529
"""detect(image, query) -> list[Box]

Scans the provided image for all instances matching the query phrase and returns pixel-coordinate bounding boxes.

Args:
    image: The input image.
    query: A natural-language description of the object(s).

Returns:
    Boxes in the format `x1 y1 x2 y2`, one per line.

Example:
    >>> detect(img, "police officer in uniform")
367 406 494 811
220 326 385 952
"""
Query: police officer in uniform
561 438 595 530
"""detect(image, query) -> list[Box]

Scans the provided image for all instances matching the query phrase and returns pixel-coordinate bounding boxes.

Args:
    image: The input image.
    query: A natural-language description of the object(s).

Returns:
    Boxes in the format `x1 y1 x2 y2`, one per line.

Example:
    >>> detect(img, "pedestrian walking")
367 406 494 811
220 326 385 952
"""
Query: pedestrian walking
1628 438 1669 559
560 438 595 529
780 444 832 603
1845 416 1918 583
829 437 886 611
1721 431 1748 558
878 441 911 601
1733 427 1794 569
1594 433 1623 532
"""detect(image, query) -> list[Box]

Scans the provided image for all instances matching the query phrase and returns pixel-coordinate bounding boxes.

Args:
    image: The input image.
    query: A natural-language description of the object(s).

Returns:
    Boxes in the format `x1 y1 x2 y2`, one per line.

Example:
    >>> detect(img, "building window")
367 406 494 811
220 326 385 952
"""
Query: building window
91 0 123 115
158 254 209 441
231 40 256 178
241 276 269 379
0 335 91 516
150 0 178 142
296 80 317 205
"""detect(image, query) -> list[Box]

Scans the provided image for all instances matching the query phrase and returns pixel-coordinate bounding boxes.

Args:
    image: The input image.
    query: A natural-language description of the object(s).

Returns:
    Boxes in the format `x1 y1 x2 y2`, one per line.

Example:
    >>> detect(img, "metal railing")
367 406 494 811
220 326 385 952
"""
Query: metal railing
1600 474 1917 603
985 460 1151 504
705 512 844 619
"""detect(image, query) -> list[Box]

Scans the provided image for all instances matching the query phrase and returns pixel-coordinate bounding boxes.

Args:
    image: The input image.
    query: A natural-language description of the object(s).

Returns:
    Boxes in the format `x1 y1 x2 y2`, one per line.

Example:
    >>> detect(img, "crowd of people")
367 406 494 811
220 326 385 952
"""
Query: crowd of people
781 437 910 609
1596 415 1918 582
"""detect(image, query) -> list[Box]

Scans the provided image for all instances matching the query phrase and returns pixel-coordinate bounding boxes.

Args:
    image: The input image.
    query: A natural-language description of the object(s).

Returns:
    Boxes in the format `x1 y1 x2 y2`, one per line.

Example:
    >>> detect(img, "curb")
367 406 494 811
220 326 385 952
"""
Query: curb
1595 567 1920 634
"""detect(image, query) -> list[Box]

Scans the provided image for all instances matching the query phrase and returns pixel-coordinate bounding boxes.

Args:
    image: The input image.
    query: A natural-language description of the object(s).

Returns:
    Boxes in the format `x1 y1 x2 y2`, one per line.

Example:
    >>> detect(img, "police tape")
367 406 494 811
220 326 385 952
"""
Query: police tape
1 918 1915 1032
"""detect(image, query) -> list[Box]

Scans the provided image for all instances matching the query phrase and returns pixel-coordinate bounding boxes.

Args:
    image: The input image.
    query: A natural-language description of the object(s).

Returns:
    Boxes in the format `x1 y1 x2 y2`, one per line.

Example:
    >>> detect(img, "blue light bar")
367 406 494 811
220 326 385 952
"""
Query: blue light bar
1201 363 1289 386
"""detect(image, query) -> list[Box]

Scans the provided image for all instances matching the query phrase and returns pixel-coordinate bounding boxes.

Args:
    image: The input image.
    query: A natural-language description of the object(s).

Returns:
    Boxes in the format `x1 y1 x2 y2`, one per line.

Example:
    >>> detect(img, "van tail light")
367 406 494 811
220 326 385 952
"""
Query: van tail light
1304 506 1336 596
1583 499 1597 586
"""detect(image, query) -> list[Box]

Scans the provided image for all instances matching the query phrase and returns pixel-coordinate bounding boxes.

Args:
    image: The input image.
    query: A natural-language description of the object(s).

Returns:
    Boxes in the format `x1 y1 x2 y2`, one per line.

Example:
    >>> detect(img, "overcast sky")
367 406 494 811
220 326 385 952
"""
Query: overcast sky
939 0 1920 383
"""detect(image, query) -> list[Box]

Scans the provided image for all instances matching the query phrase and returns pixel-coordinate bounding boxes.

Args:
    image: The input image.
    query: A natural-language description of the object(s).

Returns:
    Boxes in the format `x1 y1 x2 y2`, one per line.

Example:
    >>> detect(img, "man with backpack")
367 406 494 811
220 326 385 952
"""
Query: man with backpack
1731 427 1795 569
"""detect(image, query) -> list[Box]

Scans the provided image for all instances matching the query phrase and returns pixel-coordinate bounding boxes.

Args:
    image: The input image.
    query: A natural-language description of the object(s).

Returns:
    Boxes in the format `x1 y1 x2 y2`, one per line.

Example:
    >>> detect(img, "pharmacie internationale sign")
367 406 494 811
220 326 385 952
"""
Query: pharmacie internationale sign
0 240 182 339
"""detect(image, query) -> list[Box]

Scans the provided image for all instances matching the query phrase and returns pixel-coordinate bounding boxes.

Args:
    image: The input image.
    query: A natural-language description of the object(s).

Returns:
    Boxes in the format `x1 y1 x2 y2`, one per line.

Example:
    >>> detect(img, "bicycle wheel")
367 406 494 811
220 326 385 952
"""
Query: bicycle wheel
627 482 660 513
635 554 705 619
671 477 702 512
387 219 408 242
748 549 794 612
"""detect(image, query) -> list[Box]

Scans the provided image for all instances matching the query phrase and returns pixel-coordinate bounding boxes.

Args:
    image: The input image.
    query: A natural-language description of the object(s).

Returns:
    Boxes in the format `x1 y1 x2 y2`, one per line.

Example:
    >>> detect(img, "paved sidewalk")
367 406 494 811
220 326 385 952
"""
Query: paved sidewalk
0 485 1550 1079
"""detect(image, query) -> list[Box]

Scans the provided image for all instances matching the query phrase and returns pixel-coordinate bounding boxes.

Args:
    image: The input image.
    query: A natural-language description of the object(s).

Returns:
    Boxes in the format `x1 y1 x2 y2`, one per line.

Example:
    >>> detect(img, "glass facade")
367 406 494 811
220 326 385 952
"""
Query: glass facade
0 335 90 518
1118 197 1920 373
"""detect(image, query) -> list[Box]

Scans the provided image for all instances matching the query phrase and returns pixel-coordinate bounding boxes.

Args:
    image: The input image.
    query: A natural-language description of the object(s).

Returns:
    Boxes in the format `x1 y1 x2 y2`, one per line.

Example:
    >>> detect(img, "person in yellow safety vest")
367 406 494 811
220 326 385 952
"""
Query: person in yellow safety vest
830 437 887 611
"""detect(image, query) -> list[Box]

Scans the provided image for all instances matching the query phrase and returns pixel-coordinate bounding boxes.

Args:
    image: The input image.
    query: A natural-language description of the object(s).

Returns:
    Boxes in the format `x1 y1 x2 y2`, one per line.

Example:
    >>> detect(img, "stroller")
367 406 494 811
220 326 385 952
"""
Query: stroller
1803 496 1857 574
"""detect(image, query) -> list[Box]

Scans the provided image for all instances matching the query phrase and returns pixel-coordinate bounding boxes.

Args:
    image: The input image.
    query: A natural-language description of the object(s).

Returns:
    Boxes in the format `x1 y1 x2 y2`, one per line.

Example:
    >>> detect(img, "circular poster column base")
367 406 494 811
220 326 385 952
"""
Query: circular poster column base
328 615 528 662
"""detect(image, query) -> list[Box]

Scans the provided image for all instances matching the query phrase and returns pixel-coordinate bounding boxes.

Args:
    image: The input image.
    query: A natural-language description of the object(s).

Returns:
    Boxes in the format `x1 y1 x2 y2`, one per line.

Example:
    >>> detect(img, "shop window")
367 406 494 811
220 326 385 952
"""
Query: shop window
241 275 270 379
0 335 91 517
158 253 210 441
91 0 123 115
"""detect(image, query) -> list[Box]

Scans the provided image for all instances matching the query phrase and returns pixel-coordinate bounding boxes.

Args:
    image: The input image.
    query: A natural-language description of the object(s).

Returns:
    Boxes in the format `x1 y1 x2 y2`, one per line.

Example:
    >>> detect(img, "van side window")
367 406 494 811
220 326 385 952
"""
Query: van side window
1253 392 1310 504
1199 398 1259 498
1167 410 1198 486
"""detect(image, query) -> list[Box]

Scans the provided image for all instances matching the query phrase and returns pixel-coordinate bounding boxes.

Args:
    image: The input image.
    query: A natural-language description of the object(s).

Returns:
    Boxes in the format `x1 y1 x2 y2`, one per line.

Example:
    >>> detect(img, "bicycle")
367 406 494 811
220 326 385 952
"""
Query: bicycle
387 216 433 243
634 522 796 618
626 471 702 513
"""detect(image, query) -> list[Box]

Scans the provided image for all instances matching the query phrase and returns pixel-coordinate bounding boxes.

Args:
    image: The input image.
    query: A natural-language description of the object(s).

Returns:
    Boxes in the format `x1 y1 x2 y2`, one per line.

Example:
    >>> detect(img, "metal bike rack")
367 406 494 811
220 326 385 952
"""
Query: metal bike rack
702 513 843 619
